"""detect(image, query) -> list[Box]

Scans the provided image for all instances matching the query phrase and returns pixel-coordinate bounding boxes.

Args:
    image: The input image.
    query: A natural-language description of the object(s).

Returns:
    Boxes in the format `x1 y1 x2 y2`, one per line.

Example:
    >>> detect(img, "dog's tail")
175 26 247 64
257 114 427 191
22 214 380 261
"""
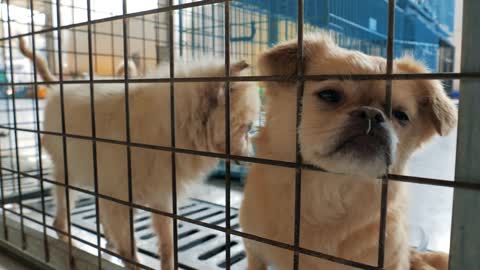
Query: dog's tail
410 249 448 270
19 36 56 83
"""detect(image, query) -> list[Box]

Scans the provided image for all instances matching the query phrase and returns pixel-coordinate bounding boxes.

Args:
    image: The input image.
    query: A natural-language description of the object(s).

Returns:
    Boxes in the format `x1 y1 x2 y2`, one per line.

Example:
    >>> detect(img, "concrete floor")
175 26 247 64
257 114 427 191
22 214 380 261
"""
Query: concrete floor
0 253 31 270
406 129 456 252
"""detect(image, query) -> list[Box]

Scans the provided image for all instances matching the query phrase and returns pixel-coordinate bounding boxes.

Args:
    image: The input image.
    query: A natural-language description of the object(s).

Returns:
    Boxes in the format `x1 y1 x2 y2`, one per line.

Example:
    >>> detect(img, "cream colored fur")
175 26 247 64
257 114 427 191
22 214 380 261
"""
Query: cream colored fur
38 59 259 269
239 33 456 270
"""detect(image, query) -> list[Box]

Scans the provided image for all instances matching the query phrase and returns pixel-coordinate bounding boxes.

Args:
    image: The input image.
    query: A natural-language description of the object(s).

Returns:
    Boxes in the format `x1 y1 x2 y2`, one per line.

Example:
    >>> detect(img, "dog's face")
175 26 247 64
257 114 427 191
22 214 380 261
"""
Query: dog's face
207 79 260 157
258 33 457 177
179 60 260 157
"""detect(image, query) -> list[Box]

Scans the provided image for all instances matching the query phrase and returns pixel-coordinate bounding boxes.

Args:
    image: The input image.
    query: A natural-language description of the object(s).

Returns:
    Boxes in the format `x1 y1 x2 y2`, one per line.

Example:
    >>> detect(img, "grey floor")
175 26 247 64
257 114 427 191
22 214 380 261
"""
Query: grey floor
405 129 457 253
0 252 32 270
0 99 458 268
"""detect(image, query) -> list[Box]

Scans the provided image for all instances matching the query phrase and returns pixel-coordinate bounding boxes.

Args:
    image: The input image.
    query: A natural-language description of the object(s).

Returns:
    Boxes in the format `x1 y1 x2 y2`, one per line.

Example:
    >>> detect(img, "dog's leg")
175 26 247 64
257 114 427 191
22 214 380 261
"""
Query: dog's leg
102 223 115 250
53 178 75 242
53 185 68 241
151 214 174 270
246 254 267 270
244 244 267 270
100 199 139 269
410 250 448 270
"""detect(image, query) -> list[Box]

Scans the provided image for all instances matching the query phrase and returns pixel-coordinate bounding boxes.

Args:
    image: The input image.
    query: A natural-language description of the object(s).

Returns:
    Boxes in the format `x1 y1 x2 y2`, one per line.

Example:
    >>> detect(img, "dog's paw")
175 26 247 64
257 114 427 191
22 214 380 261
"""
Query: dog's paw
160 251 173 270
52 217 68 241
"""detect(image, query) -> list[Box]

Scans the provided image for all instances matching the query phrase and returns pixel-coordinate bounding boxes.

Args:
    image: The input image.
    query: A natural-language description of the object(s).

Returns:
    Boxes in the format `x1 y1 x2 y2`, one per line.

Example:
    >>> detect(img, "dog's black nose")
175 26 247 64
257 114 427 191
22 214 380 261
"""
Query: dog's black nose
349 107 385 124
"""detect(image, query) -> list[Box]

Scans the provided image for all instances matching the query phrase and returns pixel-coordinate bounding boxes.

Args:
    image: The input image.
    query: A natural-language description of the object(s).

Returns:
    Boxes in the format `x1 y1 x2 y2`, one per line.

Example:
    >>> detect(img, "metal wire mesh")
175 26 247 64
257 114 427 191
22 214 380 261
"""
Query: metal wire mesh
0 0 477 270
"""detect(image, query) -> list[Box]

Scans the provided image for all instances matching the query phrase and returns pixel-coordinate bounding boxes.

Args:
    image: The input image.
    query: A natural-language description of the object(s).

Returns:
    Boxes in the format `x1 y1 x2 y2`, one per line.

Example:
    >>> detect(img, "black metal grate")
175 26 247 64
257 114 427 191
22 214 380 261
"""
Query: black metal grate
0 174 51 204
16 195 246 269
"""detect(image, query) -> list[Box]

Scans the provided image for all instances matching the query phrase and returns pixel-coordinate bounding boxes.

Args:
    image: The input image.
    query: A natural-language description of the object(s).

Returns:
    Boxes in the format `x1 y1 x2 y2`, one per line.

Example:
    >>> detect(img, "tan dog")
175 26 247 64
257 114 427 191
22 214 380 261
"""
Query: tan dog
239 33 456 270
23 45 260 268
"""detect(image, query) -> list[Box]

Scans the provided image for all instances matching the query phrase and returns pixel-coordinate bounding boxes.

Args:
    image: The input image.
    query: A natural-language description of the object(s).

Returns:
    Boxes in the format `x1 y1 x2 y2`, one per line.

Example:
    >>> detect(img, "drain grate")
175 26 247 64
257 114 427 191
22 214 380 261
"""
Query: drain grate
17 195 247 269
0 168 52 204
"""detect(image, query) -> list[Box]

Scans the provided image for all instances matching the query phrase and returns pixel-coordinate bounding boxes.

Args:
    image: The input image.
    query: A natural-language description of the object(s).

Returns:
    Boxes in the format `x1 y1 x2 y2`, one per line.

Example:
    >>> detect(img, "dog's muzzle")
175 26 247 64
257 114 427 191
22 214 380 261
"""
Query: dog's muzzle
332 107 395 162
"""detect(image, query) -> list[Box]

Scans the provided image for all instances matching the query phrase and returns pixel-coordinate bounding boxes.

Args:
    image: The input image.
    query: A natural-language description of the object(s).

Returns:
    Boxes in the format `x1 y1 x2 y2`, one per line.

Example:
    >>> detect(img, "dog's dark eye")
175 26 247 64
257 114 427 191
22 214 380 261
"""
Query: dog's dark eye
392 110 409 123
316 89 343 104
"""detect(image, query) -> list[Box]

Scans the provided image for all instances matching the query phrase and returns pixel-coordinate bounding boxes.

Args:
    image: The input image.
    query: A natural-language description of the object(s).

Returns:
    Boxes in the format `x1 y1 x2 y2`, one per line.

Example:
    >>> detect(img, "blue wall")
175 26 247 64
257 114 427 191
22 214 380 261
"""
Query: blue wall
238 0 454 71
424 0 455 33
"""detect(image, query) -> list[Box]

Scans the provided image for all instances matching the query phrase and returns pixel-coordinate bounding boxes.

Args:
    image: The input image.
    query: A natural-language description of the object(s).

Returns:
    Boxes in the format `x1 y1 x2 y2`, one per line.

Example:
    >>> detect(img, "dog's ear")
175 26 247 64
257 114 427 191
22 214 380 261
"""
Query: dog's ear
415 79 457 136
257 39 301 78
257 33 336 79
424 82 457 136
230 60 249 76
396 57 457 136
131 52 142 71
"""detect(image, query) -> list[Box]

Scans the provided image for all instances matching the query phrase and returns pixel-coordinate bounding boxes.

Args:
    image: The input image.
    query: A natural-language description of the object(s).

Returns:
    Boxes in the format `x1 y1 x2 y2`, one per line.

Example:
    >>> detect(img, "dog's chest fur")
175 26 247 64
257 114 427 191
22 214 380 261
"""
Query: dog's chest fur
241 164 409 268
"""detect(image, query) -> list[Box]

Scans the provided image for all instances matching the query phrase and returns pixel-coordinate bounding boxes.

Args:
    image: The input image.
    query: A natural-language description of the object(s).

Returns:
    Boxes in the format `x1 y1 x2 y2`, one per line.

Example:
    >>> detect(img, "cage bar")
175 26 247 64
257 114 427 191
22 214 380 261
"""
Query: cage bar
28 0 50 262
450 0 480 269
292 0 304 269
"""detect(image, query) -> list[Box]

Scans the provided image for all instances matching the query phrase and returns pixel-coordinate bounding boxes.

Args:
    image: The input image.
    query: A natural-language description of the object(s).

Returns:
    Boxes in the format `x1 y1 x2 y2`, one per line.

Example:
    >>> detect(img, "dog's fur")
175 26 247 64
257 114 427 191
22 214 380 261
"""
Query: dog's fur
114 51 143 77
25 44 260 268
239 33 456 270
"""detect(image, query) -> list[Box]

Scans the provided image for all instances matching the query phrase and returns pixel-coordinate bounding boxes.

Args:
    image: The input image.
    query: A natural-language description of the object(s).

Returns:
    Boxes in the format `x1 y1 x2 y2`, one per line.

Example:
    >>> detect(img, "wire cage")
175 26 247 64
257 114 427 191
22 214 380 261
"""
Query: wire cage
0 0 478 270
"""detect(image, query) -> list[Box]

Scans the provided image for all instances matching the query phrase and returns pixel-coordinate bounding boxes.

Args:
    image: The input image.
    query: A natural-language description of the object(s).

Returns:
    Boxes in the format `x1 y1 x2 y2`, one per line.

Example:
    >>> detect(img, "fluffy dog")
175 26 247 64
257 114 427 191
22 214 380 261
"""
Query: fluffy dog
239 33 456 270
23 40 260 269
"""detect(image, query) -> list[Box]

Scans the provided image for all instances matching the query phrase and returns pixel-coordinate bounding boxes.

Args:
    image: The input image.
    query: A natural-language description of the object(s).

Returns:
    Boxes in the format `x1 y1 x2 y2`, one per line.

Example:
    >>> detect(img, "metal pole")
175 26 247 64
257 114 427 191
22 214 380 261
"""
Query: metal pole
450 0 480 269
